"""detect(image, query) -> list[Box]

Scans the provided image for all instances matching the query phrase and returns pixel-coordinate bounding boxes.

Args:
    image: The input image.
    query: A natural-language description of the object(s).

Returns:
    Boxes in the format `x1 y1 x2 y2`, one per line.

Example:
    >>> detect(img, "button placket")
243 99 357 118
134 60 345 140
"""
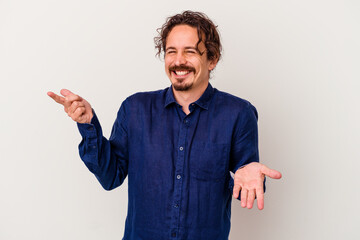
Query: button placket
170 113 187 237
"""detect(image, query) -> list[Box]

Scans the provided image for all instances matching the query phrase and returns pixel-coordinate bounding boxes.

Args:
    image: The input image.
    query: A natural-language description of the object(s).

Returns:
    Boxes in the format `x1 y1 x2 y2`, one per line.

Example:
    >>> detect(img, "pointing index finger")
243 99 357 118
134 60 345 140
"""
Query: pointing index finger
47 91 65 105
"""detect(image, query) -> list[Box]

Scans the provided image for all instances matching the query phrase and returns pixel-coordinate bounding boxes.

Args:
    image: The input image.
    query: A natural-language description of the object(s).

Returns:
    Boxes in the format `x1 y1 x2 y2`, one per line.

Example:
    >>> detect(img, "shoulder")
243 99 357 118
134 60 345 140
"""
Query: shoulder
118 87 169 116
121 87 169 108
213 88 257 116
126 88 168 103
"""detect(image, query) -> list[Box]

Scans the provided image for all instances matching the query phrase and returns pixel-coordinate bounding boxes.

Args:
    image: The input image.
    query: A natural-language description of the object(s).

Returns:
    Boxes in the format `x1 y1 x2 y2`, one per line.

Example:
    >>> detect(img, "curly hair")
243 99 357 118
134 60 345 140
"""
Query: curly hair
154 11 222 61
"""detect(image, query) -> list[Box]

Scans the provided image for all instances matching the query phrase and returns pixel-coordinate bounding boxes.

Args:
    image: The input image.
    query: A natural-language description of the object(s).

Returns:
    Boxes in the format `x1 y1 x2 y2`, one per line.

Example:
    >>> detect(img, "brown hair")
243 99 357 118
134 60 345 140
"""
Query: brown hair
154 11 222 62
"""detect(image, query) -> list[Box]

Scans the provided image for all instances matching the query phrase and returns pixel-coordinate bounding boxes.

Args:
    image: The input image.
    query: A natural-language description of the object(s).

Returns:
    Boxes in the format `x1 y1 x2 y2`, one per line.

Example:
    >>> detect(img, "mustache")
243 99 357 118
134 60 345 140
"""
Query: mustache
169 64 195 72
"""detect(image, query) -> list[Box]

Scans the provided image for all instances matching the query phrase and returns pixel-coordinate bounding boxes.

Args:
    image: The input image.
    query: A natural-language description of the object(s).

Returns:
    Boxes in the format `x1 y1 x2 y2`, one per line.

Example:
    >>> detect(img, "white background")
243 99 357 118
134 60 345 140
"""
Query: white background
1 0 359 239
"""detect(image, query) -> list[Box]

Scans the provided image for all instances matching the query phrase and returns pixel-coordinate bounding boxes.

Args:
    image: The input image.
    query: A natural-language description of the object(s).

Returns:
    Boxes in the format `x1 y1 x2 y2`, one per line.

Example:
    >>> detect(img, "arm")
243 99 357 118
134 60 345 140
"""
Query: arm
230 102 282 209
48 89 129 190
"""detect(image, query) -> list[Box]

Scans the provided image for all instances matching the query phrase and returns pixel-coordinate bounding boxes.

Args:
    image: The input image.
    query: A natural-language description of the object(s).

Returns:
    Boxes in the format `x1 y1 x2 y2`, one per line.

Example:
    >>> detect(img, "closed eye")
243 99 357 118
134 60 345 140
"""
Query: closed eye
186 50 197 54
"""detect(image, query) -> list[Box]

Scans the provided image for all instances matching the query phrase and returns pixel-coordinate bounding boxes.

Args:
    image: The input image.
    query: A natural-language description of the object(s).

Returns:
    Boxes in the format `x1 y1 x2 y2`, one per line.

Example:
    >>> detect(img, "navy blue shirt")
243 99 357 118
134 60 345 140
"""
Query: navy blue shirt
77 83 259 240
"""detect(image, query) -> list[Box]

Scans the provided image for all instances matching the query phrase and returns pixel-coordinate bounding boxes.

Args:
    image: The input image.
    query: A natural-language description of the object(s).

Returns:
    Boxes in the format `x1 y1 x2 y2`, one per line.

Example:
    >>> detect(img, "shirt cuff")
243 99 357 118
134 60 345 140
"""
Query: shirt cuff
77 109 102 171
77 109 99 138
233 163 251 174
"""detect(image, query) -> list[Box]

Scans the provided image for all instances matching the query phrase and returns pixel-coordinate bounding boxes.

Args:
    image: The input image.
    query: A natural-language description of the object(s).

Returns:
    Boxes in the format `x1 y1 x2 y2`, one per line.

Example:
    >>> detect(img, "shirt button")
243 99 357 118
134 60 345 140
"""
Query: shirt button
88 126 94 131
176 175 181 180
174 204 179 208
184 119 188 123
171 232 176 237
92 145 96 149
179 146 184 151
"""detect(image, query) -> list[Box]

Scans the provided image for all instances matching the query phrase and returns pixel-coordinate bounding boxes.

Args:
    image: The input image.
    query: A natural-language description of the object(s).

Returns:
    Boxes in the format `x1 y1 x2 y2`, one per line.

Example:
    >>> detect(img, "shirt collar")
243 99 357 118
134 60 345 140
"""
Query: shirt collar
164 83 214 110
164 86 177 108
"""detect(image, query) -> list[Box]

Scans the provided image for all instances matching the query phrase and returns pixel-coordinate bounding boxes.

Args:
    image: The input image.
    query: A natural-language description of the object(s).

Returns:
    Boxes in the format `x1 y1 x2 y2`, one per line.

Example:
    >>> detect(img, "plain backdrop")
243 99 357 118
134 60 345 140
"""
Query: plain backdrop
1 0 359 239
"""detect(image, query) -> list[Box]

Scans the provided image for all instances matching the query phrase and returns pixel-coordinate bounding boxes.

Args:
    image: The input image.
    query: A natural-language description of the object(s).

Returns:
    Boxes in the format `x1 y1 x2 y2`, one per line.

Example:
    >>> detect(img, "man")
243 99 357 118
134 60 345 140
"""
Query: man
48 11 281 240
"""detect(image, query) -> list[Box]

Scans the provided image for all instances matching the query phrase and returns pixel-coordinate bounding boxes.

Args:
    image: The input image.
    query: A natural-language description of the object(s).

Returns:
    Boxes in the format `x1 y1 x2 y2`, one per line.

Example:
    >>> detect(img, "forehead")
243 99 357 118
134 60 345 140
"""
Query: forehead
166 25 200 48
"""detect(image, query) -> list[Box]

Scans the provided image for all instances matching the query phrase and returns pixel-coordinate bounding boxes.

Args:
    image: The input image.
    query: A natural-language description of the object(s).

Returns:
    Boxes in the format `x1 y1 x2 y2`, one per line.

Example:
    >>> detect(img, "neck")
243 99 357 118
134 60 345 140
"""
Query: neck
172 82 208 115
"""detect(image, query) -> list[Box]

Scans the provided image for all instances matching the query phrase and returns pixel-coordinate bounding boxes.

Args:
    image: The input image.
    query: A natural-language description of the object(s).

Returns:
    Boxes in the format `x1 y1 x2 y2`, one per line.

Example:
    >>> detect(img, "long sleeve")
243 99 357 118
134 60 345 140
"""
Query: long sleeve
230 102 259 173
77 104 129 190
228 102 265 200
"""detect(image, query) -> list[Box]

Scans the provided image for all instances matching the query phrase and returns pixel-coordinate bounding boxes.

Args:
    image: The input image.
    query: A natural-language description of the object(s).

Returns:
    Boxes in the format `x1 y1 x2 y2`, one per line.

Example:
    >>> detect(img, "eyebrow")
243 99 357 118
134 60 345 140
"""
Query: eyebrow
165 46 198 51
165 47 176 52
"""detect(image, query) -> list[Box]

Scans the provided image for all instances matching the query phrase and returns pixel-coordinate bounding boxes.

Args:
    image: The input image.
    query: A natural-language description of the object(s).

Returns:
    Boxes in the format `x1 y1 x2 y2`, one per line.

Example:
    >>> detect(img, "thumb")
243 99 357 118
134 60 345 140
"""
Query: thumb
60 89 73 97
261 165 282 179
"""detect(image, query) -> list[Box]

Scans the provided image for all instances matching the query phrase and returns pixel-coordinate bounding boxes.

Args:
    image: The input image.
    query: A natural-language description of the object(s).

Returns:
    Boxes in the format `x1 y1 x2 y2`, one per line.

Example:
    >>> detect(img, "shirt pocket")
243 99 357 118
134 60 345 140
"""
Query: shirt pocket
189 141 230 181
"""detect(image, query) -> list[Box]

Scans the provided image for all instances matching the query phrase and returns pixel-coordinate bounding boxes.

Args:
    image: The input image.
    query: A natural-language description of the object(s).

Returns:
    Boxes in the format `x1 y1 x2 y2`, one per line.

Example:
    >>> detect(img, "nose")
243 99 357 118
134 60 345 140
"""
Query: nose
174 52 187 66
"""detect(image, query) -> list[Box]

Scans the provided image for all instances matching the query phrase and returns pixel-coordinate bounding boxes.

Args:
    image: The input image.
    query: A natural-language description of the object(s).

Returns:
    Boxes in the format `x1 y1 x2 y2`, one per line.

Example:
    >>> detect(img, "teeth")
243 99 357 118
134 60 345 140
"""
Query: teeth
175 71 189 76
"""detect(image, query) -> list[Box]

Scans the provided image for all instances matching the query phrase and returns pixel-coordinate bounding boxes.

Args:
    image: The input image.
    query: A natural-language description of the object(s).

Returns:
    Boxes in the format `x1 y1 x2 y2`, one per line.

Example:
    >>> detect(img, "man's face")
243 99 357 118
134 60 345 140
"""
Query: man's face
164 24 217 92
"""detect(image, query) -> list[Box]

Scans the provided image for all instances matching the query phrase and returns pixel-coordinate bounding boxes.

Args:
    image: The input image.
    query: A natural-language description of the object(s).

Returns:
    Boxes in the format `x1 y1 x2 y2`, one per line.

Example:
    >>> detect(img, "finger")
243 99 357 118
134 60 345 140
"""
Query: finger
256 186 264 210
61 90 82 108
233 184 241 199
68 101 84 115
261 165 282 179
60 89 82 102
47 91 65 105
71 107 86 121
241 189 248 208
65 93 83 103
60 89 74 97
247 189 255 209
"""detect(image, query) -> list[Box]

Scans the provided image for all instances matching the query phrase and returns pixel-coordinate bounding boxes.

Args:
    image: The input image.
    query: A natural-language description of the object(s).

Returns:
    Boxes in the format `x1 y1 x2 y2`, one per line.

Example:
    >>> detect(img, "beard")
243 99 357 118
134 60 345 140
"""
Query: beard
172 81 193 91
169 64 195 91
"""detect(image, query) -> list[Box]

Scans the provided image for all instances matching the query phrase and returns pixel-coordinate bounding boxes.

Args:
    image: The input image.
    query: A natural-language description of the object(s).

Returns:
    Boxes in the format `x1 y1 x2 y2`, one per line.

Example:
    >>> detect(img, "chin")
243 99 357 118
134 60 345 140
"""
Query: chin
173 82 193 91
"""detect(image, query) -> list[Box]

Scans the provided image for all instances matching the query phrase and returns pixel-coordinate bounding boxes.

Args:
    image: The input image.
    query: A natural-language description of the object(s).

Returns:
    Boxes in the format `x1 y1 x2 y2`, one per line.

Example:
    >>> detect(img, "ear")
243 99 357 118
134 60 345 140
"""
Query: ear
208 57 219 71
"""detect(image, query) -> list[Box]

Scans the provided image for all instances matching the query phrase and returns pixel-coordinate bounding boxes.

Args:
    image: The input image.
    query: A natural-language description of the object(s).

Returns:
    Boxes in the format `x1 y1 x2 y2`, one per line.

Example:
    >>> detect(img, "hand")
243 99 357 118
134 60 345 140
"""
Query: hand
47 89 93 124
233 162 282 210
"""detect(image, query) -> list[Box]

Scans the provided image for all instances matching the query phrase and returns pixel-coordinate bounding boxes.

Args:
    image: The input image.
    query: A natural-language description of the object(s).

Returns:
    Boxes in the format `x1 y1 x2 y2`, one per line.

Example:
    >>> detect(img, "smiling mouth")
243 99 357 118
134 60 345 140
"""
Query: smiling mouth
169 65 195 78
173 70 192 77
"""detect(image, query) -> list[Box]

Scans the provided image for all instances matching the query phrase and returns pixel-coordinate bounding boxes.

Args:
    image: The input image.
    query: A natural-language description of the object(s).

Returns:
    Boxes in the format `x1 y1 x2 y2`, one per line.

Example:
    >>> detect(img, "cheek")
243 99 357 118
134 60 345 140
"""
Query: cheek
164 58 170 67
164 62 171 76
193 57 204 68
164 58 172 69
